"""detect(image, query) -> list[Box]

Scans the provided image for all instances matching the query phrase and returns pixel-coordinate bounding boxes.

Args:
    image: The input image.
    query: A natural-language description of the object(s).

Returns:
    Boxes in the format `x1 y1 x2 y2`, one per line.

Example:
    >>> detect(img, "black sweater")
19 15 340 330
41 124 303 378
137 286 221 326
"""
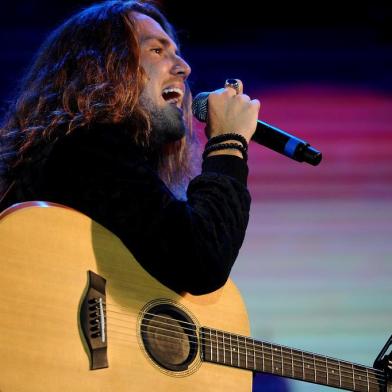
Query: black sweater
0 125 251 295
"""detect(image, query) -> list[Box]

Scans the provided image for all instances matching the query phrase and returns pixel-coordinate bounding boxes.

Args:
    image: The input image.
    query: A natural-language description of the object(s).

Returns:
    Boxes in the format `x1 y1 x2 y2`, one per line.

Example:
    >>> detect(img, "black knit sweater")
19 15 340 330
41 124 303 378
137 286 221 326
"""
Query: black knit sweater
0 125 251 295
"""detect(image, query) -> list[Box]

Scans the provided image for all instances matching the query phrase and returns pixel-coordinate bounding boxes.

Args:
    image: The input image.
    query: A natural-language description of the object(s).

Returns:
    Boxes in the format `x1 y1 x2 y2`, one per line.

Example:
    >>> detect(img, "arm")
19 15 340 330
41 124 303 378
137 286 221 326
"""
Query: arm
41 127 250 295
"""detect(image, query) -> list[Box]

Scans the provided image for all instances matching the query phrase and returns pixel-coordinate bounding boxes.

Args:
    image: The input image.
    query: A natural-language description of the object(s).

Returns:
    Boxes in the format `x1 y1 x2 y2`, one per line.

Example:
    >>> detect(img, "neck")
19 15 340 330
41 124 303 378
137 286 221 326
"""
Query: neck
200 327 386 392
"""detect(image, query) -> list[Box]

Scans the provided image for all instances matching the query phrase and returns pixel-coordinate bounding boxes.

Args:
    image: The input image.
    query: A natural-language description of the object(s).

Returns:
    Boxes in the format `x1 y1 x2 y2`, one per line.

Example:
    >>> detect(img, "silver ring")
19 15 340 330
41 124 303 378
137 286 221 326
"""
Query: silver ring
224 78 240 95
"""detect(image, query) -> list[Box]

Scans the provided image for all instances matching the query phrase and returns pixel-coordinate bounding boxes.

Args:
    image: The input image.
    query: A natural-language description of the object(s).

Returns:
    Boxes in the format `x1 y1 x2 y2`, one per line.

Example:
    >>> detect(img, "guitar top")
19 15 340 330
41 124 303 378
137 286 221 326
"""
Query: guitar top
0 202 389 391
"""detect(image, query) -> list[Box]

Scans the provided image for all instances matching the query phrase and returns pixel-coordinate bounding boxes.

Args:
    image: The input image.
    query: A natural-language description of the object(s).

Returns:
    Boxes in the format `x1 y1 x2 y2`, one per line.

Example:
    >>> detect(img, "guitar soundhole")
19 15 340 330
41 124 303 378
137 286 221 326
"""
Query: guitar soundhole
140 304 198 372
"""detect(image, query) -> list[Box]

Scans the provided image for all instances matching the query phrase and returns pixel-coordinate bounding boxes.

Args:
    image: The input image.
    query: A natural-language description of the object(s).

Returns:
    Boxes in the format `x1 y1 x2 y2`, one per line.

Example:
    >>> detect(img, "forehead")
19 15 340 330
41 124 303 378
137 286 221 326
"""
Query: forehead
132 12 178 51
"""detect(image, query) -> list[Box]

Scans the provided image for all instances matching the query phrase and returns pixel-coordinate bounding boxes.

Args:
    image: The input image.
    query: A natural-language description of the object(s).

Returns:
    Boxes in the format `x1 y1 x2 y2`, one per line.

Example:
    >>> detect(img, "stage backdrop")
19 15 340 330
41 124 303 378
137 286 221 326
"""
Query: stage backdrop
230 84 392 391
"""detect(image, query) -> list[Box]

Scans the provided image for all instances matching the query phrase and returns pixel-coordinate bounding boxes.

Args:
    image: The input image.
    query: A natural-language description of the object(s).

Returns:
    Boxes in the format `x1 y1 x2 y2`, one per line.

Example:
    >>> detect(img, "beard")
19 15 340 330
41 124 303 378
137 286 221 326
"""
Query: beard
139 94 186 146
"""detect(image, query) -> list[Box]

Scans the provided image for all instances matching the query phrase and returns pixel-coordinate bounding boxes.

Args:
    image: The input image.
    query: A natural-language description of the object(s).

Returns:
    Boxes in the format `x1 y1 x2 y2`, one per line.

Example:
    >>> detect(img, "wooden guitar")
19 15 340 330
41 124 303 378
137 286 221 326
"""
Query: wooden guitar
0 202 390 391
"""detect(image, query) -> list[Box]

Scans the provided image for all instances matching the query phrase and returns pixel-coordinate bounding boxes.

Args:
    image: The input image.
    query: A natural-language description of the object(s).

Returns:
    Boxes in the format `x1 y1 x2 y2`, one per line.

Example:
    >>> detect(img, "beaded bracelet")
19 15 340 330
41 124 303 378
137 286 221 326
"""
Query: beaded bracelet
206 133 248 151
203 142 248 161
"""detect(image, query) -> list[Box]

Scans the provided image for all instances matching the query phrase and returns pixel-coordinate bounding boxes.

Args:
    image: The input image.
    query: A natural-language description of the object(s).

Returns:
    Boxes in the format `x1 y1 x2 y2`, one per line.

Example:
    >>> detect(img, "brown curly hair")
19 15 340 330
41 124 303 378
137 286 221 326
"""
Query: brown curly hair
0 0 199 199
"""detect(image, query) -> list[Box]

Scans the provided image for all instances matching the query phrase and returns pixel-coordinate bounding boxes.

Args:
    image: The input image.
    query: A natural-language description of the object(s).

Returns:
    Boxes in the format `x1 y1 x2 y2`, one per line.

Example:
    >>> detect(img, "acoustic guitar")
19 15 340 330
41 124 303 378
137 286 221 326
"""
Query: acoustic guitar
0 202 390 391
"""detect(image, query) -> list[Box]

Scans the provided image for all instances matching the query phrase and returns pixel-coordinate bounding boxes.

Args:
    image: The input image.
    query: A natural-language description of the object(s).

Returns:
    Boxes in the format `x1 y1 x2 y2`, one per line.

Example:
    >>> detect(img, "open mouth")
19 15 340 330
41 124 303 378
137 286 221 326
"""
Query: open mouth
162 87 183 106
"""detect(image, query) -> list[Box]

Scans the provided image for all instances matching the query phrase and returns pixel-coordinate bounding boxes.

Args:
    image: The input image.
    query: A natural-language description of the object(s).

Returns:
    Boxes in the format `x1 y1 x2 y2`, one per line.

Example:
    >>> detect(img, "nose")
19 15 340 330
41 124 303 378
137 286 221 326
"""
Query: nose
172 55 191 80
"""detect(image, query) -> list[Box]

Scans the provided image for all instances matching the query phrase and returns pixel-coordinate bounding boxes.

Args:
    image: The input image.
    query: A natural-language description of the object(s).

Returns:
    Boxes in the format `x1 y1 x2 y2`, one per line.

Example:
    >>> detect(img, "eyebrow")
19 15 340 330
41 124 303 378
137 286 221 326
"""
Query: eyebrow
141 36 179 55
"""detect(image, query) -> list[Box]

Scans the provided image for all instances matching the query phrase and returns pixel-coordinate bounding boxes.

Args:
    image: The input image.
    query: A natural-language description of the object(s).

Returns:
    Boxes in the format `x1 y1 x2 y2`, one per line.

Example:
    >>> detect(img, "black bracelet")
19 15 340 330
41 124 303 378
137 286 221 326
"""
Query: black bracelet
203 142 248 161
206 133 248 151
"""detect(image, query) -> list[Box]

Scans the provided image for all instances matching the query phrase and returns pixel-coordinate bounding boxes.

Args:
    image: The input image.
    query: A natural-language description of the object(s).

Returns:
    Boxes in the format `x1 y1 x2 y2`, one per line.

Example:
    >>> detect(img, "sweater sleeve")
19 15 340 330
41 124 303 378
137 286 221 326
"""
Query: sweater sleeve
40 129 251 295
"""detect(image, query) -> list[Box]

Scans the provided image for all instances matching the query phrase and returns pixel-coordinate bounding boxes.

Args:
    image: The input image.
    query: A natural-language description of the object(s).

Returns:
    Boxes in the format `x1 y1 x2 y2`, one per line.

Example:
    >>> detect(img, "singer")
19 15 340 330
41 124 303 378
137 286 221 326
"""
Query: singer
0 0 259 295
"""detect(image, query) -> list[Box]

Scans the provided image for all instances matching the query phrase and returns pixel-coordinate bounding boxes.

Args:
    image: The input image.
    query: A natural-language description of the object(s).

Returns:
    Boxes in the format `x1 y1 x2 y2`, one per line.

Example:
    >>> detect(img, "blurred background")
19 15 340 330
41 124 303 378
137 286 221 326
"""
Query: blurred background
1 1 391 391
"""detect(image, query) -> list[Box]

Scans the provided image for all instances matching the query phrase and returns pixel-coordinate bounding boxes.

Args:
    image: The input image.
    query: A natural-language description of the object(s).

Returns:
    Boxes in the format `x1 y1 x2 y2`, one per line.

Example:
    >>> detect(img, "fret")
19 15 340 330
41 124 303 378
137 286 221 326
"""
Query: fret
326 358 342 388
223 332 229 366
291 348 295 378
241 336 254 370
200 328 384 392
367 367 383 392
234 335 239 367
215 330 219 363
216 330 225 365
282 346 295 378
339 360 342 388
224 332 229 365
366 367 370 392
342 362 381 392
303 352 316 382
285 349 331 386
370 368 378 392
271 344 283 375
233 335 240 366
314 355 328 386
352 363 356 390
353 364 371 391
253 340 261 372
253 339 257 370
315 354 328 386
200 327 209 362
326 357 329 386
219 331 226 365
254 341 267 373
368 367 385 392
248 338 256 370
290 348 304 380
237 335 247 368
340 361 356 391
244 337 248 368
209 329 214 362
243 336 247 368
229 333 233 366
263 343 273 373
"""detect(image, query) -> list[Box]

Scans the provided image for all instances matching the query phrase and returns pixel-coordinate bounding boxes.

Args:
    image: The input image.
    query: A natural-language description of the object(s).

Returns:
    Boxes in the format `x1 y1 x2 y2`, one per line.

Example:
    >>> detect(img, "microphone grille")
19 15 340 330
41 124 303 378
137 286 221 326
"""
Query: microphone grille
191 92 210 123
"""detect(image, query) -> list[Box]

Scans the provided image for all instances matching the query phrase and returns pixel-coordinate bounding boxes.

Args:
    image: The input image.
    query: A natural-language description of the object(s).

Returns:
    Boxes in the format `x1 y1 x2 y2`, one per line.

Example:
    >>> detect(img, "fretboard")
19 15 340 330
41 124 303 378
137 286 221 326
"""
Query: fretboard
200 327 386 391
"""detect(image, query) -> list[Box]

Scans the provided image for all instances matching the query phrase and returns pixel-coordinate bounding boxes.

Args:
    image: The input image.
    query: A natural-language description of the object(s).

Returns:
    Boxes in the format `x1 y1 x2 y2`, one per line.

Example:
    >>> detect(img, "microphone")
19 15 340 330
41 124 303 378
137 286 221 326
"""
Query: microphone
192 92 322 166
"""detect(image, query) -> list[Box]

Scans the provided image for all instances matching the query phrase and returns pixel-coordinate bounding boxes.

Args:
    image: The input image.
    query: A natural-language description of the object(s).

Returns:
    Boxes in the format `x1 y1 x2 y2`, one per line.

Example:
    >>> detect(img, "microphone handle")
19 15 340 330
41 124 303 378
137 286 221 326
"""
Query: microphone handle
253 120 322 166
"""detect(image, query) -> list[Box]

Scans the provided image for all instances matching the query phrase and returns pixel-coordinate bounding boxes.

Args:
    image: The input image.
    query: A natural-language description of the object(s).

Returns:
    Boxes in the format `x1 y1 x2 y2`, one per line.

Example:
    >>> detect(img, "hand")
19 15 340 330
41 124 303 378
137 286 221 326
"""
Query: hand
205 80 260 144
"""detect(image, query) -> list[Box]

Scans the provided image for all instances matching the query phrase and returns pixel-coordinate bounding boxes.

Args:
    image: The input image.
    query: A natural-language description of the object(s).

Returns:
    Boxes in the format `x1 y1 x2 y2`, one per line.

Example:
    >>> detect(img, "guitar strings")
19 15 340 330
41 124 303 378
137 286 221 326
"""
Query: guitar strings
5 291 380 388
103 304 385 383
100 307 385 385
91 277 386 386
125 323 386 384
88 268 384 382
114 322 385 385
104 326 385 389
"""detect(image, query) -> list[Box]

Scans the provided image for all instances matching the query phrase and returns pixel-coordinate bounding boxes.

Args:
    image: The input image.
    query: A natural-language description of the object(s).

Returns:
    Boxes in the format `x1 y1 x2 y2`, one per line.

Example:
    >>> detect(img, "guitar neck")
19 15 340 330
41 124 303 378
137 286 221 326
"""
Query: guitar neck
200 327 386 391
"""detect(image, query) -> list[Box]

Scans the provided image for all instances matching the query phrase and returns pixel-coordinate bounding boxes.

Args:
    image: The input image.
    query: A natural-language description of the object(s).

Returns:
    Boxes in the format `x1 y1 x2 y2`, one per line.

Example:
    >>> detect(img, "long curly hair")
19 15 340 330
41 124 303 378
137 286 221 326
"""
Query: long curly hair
0 0 199 199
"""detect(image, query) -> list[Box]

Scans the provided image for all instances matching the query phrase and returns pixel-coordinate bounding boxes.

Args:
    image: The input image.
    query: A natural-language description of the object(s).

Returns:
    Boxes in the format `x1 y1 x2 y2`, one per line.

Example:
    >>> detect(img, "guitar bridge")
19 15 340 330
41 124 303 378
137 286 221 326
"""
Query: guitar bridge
80 270 108 370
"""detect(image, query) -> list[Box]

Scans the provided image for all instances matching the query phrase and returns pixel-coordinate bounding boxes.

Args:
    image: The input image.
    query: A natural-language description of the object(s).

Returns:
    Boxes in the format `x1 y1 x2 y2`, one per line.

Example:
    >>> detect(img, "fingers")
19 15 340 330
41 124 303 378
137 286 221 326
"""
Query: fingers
224 78 243 95
209 79 259 110
250 98 261 110
206 81 260 142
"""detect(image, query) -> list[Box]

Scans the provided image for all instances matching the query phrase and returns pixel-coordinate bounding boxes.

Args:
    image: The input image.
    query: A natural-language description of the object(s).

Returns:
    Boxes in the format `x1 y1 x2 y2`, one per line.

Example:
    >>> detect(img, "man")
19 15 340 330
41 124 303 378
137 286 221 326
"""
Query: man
0 1 260 295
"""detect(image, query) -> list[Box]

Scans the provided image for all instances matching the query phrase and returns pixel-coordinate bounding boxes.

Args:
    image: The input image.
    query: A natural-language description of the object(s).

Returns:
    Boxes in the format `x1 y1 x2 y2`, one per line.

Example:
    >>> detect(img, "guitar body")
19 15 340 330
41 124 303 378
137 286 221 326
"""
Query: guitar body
0 203 252 391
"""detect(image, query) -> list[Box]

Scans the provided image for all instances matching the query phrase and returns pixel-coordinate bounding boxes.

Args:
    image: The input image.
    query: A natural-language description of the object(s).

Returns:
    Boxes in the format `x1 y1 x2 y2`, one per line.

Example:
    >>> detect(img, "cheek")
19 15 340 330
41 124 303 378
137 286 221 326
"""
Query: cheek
140 63 151 81
140 56 160 80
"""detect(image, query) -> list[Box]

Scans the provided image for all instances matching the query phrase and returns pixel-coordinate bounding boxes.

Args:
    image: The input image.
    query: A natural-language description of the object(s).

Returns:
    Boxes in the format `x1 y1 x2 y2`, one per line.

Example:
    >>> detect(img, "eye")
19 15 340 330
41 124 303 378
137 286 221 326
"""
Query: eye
151 47 163 55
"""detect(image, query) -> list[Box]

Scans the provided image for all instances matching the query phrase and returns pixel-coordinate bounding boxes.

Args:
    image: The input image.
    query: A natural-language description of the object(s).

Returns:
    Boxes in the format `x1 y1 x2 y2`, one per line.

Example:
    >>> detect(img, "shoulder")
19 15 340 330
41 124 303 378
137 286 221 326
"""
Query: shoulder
48 122 147 165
